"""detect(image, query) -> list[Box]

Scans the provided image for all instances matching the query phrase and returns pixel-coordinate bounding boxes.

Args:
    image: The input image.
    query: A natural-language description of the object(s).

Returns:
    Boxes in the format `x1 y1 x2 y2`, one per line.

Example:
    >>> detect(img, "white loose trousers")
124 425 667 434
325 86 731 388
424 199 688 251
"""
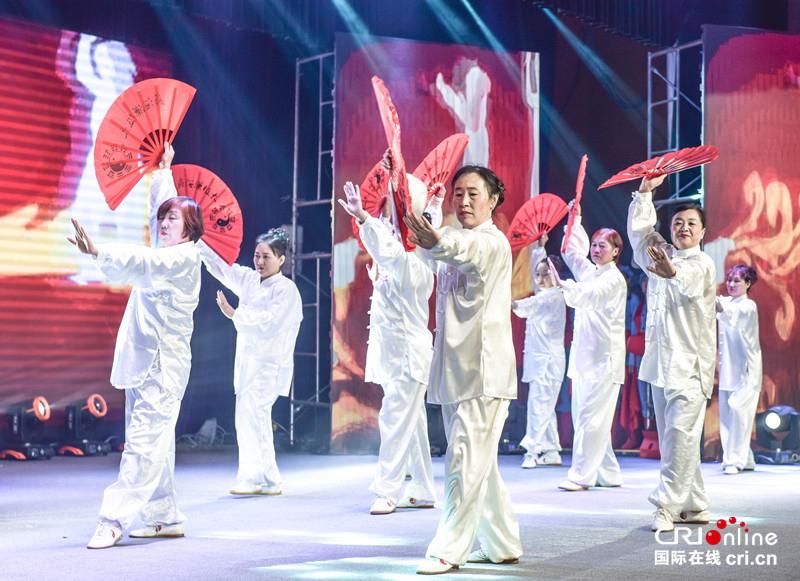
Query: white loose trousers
520 373 562 456
426 396 522 565
369 369 435 503
649 381 710 515
99 374 185 529
567 370 622 487
235 387 280 487
718 389 759 470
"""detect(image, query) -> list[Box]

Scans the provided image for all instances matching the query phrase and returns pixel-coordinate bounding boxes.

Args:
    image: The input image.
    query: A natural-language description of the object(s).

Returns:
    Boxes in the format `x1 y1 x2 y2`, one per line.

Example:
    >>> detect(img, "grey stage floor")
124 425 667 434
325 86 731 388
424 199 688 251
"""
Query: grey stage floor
1 447 798 580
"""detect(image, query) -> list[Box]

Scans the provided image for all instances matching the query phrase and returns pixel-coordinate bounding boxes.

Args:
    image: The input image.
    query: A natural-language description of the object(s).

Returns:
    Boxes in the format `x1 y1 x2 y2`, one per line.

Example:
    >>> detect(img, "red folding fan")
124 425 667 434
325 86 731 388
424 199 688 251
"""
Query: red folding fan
95 78 196 210
562 154 589 253
507 193 569 251
412 133 470 204
171 164 243 265
598 145 719 189
371 76 413 251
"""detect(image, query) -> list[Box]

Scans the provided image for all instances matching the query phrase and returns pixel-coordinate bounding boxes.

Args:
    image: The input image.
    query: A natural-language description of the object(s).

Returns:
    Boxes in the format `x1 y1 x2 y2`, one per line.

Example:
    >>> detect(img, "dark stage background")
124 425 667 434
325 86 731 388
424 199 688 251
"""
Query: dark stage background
0 0 793 451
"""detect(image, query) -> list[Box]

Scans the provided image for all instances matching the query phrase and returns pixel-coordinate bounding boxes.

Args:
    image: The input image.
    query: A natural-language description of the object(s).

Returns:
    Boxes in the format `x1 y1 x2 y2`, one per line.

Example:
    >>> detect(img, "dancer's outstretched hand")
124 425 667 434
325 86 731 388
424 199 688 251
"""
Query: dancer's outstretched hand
645 246 676 278
339 181 369 223
404 211 441 249
67 218 98 256
216 290 235 319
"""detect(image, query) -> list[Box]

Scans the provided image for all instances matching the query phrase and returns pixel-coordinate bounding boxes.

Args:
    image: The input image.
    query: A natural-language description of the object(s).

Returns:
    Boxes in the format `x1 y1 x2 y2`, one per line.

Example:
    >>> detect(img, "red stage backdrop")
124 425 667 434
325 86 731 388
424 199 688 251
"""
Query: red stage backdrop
702 25 800 458
331 34 540 453
0 16 171 428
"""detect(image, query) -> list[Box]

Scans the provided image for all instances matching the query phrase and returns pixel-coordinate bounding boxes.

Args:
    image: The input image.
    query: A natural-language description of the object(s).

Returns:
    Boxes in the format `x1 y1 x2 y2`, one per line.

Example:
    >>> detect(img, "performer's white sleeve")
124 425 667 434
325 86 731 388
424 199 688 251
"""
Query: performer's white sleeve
560 216 594 282
94 242 196 288
148 168 179 248
197 239 251 297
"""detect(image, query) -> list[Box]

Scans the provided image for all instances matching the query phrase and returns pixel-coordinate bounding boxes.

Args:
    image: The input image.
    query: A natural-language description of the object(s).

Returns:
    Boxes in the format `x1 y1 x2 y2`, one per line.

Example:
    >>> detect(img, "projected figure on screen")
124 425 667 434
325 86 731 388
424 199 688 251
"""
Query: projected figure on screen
433 59 491 166
522 52 540 199
58 33 141 284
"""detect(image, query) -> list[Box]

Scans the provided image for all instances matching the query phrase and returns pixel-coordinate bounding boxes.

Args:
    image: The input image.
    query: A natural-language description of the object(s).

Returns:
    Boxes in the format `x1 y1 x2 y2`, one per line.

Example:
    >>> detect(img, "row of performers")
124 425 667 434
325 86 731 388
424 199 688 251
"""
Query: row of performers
70 143 760 576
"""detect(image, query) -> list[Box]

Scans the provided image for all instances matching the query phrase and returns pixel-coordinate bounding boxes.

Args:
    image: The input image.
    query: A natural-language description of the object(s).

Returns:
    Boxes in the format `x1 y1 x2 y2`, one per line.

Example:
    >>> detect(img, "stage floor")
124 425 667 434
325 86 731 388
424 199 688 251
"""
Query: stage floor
2 448 799 580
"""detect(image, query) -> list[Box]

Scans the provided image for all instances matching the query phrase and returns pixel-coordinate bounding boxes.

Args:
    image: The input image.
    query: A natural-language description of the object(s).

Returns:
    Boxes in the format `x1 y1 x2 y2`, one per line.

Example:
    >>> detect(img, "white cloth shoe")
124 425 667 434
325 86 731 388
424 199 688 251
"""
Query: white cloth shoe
129 523 185 538
259 484 282 495
397 496 434 509
467 546 520 564
370 496 396 515
87 520 122 549
557 480 588 491
521 453 537 469
676 509 710 524
723 465 739 475
230 481 262 494
538 451 562 466
652 508 674 532
416 557 458 574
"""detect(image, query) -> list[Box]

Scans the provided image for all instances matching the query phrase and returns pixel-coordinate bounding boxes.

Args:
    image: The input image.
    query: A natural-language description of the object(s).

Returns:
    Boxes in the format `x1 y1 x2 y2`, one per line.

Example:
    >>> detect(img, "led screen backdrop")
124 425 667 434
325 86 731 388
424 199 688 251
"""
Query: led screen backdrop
0 16 172 423
702 25 800 457
331 34 540 453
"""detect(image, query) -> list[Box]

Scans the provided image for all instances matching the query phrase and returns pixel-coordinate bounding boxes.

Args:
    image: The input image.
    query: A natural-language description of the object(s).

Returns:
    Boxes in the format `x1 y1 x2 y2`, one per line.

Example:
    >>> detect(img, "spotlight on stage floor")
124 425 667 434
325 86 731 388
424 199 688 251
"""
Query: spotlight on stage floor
755 405 800 464
1 396 55 460
57 394 112 456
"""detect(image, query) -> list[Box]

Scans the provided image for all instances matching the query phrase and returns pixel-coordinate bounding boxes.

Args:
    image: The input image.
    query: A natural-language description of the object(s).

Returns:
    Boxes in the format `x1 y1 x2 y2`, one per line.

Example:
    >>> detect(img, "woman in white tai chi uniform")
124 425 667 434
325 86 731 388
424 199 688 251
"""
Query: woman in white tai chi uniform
716 264 762 475
199 228 303 495
339 170 437 515
627 174 716 533
512 233 566 469
554 204 627 491
71 143 204 549
405 164 522 575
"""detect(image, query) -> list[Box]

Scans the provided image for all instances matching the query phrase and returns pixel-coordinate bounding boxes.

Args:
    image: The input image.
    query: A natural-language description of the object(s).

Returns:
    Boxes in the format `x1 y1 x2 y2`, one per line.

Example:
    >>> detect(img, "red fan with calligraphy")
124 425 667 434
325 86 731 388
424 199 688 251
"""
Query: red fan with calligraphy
562 154 588 253
371 76 413 251
507 193 569 251
412 133 470 204
95 78 196 210
598 145 720 189
171 164 243 265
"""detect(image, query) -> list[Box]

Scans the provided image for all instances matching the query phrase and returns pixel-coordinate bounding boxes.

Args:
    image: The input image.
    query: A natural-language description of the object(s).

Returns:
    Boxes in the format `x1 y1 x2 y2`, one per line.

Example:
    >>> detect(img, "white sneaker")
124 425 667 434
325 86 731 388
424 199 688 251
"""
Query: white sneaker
557 480 588 491
676 509 710 524
370 496 396 515
723 466 739 475
258 484 282 495
129 523 185 538
538 451 562 466
230 481 262 494
652 508 674 532
87 520 122 549
467 546 519 564
521 453 537 469
416 557 458 574
397 496 434 509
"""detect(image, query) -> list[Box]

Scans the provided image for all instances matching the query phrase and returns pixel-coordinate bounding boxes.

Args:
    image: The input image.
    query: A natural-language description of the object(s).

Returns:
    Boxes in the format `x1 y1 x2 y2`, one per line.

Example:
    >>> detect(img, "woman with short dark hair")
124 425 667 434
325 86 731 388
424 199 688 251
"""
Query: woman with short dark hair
70 143 203 549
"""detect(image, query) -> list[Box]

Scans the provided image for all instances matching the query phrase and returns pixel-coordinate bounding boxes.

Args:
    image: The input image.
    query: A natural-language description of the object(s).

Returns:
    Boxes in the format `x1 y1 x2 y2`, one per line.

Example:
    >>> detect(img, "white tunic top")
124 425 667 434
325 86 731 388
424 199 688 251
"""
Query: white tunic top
422 219 517 405
93 168 201 397
717 295 762 392
358 216 433 385
512 247 566 383
199 242 303 396
559 217 627 385
627 190 717 397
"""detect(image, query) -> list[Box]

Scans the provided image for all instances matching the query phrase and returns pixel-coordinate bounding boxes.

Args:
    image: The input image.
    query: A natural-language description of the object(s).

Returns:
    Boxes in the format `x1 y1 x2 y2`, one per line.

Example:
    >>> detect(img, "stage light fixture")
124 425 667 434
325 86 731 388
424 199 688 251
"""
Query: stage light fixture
57 393 112 456
754 405 800 464
1 396 55 460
